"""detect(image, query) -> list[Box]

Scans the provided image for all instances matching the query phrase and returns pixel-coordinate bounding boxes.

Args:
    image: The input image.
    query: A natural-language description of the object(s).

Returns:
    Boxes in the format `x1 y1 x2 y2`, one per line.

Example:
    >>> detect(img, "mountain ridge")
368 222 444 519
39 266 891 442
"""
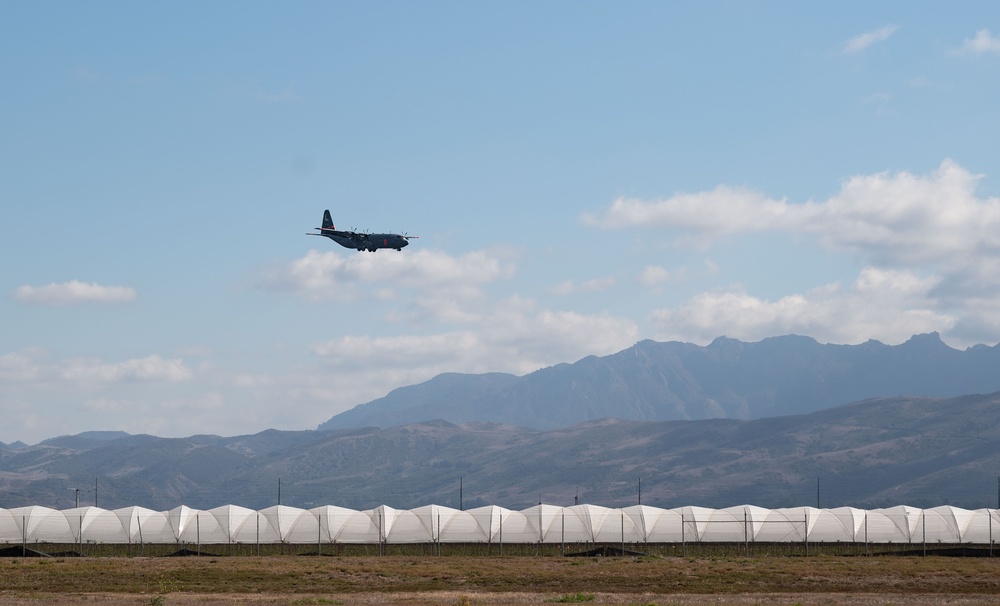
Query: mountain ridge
319 333 1000 431
4 392 1000 511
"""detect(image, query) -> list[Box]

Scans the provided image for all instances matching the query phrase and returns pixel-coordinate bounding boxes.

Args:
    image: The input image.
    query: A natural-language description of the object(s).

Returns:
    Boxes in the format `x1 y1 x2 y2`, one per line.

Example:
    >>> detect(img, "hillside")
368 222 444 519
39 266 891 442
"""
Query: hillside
318 333 1000 431
4 392 1000 511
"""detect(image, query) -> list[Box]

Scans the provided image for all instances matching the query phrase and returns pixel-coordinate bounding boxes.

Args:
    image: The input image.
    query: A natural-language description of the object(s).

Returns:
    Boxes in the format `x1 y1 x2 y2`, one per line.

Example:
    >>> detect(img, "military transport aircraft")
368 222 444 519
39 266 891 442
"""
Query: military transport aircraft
307 210 417 252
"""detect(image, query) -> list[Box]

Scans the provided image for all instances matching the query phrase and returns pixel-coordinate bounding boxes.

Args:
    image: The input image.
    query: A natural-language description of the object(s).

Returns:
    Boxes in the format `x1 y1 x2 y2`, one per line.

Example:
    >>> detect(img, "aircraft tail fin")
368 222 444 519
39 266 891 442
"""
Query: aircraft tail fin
322 210 334 230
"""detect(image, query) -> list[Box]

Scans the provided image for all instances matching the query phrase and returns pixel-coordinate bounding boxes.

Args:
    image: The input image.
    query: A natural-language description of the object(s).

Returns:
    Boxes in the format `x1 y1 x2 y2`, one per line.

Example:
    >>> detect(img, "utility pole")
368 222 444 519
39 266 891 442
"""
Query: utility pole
460 476 463 511
638 477 642 506
817 477 820 509
278 478 281 506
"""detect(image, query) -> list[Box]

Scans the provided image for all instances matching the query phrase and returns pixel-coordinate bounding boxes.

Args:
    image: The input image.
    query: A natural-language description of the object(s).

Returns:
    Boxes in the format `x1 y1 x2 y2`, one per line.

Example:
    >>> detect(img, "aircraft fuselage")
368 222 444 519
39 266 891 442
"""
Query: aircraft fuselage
319 230 409 252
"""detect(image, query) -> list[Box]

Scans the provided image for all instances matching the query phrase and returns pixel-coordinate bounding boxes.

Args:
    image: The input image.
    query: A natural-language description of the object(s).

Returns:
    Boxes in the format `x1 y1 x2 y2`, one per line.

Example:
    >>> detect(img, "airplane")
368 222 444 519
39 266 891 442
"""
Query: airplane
307 210 417 252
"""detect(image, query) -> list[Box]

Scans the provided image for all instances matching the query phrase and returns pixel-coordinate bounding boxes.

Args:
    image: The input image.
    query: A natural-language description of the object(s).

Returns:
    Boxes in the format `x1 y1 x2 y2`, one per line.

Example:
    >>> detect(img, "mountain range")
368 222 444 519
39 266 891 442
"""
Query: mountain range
4 333 1000 512
3 392 1000 512
318 332 1000 430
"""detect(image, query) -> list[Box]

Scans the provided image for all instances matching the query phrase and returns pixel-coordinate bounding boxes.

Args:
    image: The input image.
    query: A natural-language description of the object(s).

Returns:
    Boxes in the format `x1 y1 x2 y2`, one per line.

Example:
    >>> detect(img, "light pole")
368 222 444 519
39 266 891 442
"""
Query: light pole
67 487 80 508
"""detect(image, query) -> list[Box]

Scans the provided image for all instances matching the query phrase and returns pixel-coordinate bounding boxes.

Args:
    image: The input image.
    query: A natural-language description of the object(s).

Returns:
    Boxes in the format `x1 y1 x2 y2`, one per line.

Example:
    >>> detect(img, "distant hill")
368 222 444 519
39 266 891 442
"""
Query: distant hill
319 333 1000 431
3 393 1000 511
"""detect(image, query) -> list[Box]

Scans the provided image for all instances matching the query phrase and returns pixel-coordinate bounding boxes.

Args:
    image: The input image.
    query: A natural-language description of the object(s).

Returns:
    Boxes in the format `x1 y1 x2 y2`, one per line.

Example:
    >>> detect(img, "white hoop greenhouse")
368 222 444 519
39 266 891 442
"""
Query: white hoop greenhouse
2 504 999 546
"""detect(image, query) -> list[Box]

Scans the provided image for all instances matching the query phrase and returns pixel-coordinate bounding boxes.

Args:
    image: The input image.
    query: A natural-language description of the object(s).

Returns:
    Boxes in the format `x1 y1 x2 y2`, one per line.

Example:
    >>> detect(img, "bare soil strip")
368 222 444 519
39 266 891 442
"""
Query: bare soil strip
2 555 1000 605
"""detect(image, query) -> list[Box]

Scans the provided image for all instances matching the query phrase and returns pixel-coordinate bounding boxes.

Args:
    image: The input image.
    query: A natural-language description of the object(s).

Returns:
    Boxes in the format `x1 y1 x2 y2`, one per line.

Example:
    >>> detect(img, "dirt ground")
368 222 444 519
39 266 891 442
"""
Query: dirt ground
3 555 1000 605
2 592 1000 606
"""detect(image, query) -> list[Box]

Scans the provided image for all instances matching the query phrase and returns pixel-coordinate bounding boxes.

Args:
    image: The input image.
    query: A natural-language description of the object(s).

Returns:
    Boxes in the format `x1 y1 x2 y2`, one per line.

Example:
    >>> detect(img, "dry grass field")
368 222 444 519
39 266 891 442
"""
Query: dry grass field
2 555 1000 605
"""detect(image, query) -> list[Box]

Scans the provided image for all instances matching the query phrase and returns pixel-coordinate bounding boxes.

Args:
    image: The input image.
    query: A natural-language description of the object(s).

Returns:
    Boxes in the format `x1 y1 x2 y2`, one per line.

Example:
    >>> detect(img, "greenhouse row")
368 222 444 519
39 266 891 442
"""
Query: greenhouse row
3 503 999 546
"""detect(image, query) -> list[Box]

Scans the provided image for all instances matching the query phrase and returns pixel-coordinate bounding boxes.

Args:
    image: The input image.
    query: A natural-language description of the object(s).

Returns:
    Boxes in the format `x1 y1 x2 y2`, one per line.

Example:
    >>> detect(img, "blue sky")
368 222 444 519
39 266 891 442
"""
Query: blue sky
3 2 999 443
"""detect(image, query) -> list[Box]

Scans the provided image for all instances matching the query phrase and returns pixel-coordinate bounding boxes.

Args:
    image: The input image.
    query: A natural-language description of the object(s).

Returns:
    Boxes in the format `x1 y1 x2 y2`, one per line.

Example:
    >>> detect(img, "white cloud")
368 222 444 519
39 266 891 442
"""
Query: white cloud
0 350 205 441
13 280 137 306
957 29 1000 55
1 350 193 386
581 186 786 235
313 298 638 380
259 248 516 302
585 160 1000 347
586 160 1000 291
637 265 675 290
313 331 483 378
83 397 127 413
59 355 194 384
0 350 44 382
802 161 998 264
843 25 900 54
0 349 301 442
651 267 953 346
549 276 616 296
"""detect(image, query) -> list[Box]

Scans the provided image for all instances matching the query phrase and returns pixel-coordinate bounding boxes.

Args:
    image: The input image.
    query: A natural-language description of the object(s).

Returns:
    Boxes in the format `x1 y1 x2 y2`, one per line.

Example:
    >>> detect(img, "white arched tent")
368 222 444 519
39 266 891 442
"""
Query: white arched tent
258 505 318 543
167 505 197 543
114 506 172 544
465 505 511 543
63 507 125 544
2 503 1000 547
634 506 684 542
7 506 71 543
